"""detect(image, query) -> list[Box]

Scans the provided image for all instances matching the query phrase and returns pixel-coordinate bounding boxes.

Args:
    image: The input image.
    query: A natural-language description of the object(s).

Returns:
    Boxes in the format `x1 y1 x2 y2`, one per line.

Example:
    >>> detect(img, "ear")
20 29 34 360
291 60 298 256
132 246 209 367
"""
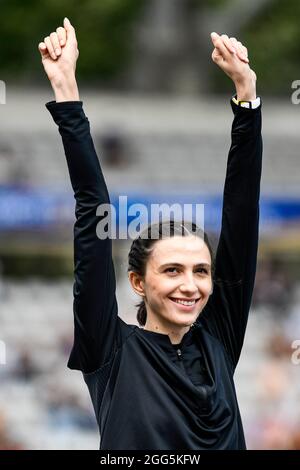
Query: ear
128 271 145 297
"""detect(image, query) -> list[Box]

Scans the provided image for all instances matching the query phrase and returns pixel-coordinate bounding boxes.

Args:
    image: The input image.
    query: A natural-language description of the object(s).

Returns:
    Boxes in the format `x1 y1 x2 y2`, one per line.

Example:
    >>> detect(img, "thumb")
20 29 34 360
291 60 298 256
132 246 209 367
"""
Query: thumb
38 42 49 59
64 17 76 41
210 32 220 47
211 48 223 65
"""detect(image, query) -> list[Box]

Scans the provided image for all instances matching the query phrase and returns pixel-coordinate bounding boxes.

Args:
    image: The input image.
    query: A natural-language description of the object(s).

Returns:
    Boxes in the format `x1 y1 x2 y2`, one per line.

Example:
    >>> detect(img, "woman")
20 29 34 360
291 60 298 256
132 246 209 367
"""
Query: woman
38 18 262 450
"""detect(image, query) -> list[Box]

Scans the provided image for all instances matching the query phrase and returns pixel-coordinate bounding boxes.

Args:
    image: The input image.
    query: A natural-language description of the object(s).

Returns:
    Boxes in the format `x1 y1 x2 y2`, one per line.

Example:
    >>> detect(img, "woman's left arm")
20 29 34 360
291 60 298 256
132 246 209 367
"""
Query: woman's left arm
199 33 262 369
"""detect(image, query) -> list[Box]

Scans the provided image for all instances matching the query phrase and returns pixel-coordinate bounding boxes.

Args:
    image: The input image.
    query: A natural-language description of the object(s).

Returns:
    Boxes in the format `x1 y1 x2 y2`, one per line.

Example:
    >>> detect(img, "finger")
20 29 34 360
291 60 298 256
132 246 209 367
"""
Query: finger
211 48 224 66
50 32 61 57
44 36 57 60
210 32 231 60
211 48 222 60
230 37 249 63
221 34 237 54
229 37 238 48
237 41 248 55
237 41 249 62
56 26 66 47
63 17 77 43
38 42 50 59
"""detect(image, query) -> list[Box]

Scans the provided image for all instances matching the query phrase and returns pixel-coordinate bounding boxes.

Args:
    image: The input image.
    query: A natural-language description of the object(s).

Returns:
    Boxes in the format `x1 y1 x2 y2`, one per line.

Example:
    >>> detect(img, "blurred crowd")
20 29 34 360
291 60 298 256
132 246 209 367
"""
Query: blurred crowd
0 256 299 449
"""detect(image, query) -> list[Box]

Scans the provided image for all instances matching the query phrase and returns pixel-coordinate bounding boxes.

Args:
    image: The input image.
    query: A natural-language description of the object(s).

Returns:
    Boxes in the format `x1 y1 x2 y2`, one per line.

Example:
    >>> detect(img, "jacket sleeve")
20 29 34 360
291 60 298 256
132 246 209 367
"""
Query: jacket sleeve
46 100 119 373
199 99 263 370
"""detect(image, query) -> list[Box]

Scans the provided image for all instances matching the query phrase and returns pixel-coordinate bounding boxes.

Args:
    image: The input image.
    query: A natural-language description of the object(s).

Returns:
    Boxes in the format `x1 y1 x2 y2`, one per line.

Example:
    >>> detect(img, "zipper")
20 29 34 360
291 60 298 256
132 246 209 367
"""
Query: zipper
176 347 186 372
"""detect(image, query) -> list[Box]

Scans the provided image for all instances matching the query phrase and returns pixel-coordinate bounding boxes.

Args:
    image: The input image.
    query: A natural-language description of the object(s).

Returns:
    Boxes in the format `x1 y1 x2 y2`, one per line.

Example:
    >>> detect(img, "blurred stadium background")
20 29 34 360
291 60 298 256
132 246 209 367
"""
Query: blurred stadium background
0 0 300 450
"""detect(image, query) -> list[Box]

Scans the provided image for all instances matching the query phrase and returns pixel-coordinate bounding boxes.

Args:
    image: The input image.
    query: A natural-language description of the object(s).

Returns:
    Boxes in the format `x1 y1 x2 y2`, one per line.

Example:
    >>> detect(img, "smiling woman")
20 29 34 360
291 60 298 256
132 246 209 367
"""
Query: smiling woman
127 221 215 341
40 20 262 450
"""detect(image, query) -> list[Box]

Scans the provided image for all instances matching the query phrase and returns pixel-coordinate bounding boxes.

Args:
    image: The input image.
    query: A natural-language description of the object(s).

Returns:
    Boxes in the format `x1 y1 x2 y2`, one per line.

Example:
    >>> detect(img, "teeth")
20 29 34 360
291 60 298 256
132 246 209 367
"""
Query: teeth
173 299 196 306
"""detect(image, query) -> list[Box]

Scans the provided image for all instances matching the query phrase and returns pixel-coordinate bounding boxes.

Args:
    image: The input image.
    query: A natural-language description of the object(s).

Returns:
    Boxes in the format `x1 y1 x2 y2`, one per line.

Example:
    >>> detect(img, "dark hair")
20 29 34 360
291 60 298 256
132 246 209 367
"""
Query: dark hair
127 220 215 327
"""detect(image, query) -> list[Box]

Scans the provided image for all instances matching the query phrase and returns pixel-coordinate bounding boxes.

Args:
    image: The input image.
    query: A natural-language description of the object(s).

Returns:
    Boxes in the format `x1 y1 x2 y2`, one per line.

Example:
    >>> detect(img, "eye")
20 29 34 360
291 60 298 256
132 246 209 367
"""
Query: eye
196 268 209 275
165 267 179 274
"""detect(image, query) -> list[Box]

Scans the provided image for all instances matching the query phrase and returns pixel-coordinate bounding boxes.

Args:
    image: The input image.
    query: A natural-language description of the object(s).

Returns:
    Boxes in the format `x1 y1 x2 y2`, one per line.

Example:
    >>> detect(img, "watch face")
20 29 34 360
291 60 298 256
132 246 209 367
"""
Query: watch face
232 96 260 109
238 101 250 108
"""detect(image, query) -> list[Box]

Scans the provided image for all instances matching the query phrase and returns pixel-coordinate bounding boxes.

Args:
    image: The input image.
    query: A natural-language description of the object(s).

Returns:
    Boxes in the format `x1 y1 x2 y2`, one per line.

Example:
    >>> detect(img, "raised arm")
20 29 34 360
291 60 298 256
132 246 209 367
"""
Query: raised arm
199 33 262 370
39 19 119 373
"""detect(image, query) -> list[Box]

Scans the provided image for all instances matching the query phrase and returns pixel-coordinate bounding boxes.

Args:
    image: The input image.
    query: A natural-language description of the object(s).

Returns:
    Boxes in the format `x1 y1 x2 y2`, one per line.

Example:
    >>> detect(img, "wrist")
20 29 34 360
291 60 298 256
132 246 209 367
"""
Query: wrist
50 75 80 102
234 76 257 101
235 86 256 101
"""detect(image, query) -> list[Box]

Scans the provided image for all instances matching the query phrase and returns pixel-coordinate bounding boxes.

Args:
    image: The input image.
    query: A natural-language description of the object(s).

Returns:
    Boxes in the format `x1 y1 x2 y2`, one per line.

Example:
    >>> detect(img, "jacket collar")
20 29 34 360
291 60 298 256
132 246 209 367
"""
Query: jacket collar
137 323 196 349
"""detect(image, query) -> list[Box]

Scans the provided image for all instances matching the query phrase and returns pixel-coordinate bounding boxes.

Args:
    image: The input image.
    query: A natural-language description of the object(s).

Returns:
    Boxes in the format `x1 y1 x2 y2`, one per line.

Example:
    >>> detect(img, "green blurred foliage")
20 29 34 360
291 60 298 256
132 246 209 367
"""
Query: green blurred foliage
193 0 230 8
211 0 300 95
0 0 299 94
243 0 300 95
0 0 144 83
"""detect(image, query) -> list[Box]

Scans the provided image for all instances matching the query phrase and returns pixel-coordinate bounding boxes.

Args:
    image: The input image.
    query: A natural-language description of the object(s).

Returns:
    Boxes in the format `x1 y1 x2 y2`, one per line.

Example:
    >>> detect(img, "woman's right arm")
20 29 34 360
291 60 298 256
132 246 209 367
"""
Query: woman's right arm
39 19 119 374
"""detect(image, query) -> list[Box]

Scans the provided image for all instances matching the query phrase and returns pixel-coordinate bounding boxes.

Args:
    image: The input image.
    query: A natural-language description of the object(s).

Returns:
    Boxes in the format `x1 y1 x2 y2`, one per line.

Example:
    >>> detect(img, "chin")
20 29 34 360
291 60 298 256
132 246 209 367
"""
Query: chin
168 312 197 327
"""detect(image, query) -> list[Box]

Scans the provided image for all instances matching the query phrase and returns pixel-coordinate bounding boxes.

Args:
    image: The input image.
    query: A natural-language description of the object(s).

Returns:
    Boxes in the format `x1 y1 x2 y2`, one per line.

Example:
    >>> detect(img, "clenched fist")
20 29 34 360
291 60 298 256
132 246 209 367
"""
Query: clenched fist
210 32 256 102
38 18 79 102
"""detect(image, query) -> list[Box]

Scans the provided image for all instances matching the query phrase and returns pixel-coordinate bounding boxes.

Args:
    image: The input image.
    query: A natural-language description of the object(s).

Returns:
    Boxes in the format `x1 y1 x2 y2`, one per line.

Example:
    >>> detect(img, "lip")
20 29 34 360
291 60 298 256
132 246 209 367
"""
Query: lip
168 297 201 311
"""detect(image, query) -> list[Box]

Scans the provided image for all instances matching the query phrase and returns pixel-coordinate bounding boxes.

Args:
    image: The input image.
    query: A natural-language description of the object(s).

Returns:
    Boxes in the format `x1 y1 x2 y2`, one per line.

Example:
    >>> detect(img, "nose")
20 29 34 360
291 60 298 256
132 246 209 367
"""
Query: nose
178 273 199 295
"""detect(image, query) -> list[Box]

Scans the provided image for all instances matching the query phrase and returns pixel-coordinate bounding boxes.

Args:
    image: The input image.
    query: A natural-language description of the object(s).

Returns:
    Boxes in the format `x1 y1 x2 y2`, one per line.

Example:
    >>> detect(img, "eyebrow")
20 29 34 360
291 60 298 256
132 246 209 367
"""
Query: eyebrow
159 262 211 269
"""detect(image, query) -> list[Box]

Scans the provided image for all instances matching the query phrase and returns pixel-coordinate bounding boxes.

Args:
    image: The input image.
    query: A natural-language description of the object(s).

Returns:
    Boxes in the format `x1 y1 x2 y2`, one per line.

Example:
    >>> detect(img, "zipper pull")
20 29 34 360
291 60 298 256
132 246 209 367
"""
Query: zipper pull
176 348 182 359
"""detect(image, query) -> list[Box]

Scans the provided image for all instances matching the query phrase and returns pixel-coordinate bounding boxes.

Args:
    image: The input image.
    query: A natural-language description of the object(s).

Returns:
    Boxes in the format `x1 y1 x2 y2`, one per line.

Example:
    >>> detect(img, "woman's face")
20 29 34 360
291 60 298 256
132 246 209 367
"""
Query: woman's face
138 235 213 329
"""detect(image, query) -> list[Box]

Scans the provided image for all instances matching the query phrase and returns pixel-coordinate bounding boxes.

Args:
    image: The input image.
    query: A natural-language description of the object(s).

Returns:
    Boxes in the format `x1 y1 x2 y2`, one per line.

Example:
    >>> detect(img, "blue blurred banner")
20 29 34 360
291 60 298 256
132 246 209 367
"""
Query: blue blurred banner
0 185 299 233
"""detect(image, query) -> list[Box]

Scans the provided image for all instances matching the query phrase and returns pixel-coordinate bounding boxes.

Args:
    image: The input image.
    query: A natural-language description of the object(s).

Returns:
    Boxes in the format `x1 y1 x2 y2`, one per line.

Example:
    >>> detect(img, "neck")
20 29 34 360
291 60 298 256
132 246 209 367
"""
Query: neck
143 318 191 345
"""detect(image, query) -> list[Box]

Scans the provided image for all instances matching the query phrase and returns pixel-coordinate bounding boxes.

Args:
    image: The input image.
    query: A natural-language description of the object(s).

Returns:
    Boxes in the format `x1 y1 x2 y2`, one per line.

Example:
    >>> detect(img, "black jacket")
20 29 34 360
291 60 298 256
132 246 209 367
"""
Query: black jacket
46 98 262 450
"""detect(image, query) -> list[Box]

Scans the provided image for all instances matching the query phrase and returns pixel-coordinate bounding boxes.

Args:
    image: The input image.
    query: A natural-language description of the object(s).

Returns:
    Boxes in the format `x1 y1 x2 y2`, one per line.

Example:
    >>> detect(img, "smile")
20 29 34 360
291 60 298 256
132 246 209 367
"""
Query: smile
169 297 201 308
